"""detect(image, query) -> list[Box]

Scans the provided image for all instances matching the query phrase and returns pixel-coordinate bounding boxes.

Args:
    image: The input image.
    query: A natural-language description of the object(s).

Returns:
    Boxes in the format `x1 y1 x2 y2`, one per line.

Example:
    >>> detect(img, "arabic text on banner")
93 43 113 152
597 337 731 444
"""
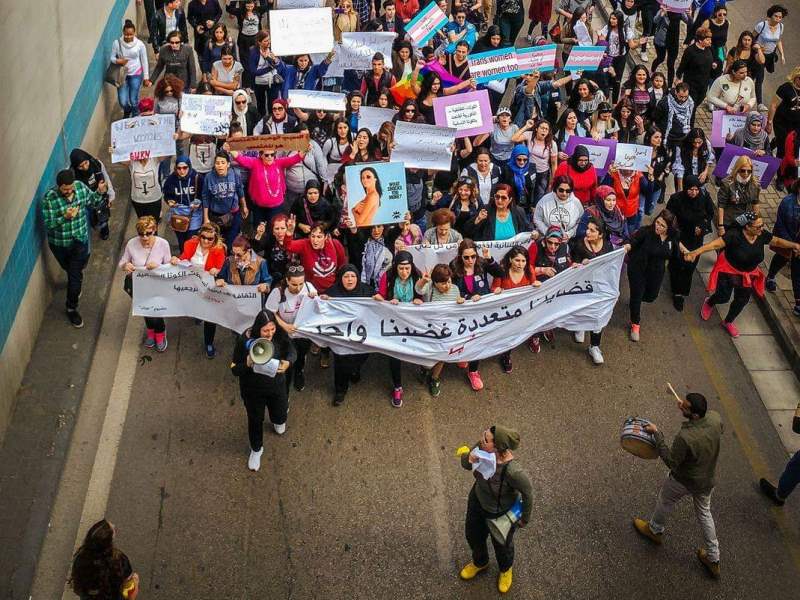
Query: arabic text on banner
226 132 311 153
391 121 457 171
406 233 533 272
294 249 625 366
110 115 176 163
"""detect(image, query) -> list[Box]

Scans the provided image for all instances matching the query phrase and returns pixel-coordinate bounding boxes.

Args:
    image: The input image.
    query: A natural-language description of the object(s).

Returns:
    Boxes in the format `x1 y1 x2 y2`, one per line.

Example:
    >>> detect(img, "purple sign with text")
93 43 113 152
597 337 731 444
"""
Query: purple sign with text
710 110 750 148
564 136 617 176
713 144 781 189
433 89 494 138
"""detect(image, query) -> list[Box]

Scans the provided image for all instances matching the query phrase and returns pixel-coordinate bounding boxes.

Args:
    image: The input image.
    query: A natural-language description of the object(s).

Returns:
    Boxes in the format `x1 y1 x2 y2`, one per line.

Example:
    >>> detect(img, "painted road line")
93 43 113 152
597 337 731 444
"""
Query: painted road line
420 402 454 572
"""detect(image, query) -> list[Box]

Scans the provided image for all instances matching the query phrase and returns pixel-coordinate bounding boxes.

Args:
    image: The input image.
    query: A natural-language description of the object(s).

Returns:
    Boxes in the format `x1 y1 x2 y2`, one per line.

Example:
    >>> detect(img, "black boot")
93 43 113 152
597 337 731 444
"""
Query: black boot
759 478 785 506
672 295 685 312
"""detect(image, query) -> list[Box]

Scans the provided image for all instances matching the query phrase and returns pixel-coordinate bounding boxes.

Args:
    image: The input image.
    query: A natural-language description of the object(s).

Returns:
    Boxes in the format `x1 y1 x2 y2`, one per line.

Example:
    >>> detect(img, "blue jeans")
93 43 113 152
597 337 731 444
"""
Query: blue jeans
778 450 800 499
639 177 662 217
118 74 143 118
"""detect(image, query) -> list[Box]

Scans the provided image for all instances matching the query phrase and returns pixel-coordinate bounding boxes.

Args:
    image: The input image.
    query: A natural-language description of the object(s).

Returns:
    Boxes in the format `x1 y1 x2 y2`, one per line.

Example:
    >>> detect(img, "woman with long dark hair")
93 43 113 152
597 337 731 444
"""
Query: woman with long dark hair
672 128 714 192
231 310 296 471
70 519 138 600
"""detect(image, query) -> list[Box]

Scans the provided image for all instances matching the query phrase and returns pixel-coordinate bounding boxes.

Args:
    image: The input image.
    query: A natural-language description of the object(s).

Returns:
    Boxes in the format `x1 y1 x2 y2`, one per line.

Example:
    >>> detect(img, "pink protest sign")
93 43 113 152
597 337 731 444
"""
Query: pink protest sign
433 90 494 138
563 46 605 72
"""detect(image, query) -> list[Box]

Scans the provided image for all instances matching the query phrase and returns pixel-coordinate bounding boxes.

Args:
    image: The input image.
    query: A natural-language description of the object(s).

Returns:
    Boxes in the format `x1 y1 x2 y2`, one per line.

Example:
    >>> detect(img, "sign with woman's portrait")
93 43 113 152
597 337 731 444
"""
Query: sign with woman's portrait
344 162 408 227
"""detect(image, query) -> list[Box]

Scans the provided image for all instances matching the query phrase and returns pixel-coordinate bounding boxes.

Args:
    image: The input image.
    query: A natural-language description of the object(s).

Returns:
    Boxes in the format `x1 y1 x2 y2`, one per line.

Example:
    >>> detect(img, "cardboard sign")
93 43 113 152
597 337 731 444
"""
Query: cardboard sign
357 107 397 135
269 8 334 56
710 110 750 147
564 136 617 175
227 132 311 153
110 115 176 163
275 0 324 7
712 144 781 189
662 0 692 13
433 90 493 138
287 89 347 112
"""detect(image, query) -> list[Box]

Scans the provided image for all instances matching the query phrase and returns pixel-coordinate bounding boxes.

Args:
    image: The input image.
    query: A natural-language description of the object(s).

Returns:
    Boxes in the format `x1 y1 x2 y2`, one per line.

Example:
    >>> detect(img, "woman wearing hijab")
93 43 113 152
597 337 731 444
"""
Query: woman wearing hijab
503 144 538 217
70 148 115 240
576 185 629 248
360 225 393 292
231 89 260 135
231 310 296 472
726 111 771 155
320 265 374 406
290 180 337 236
665 175 714 311
553 145 598 206
254 98 300 135
163 155 203 251
685 212 800 338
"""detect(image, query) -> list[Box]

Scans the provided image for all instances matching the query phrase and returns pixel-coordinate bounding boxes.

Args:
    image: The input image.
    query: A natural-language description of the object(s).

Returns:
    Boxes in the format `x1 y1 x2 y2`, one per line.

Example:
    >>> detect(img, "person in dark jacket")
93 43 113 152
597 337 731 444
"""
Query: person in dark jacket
765 181 800 315
202 151 247 249
277 54 332 99
675 27 715 124
70 148 114 240
151 30 198 90
151 0 189 53
163 155 203 251
653 83 694 149
227 0 267 86
666 175 715 311
503 144 538 217
626 210 682 341
290 180 337 236
320 265 374 406
231 310 296 472
187 0 222 56
527 225 572 352
463 184 530 241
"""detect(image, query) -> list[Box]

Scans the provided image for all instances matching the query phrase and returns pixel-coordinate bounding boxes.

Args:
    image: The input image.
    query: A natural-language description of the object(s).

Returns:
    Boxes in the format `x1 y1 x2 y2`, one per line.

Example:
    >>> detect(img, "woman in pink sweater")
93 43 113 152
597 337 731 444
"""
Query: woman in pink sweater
229 147 305 225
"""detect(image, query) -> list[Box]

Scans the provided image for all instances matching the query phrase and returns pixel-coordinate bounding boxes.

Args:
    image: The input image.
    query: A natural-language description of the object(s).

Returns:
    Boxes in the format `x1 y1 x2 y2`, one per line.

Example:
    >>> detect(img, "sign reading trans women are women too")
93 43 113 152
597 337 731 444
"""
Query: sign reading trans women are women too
467 48 528 84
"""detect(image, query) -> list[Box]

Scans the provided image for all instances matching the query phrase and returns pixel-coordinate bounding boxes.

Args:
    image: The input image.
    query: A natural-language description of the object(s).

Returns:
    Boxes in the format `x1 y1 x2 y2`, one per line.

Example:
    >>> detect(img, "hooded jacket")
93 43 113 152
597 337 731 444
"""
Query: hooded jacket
69 149 115 203
553 145 598 205
533 190 584 239
164 156 203 230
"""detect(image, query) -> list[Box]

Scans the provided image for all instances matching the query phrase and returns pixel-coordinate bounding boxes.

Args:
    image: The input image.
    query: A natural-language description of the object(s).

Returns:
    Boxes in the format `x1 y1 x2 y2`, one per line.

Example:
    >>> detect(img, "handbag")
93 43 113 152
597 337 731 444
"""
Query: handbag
170 213 191 232
105 38 127 87
210 211 234 230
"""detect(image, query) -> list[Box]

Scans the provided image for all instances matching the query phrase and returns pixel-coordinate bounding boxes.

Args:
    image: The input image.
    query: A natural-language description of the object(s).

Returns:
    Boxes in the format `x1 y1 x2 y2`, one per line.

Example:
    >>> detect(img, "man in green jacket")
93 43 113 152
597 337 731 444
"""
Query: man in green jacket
459 425 533 594
633 392 723 579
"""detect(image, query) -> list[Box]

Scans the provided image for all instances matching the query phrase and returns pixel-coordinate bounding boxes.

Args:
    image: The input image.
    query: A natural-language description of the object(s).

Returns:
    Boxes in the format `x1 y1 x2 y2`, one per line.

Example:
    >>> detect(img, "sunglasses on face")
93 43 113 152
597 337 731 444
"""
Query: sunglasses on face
235 99 247 105
201 235 215 241
272 106 285 111
740 169 752 174
557 187 572 193
139 231 156 237
260 152 275 157
462 253 477 260
169 40 181 45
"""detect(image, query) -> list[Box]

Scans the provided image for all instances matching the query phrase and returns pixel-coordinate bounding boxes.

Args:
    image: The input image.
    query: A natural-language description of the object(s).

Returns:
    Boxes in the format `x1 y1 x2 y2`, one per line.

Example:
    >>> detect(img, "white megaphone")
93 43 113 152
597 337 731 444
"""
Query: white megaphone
487 498 523 545
246 337 275 365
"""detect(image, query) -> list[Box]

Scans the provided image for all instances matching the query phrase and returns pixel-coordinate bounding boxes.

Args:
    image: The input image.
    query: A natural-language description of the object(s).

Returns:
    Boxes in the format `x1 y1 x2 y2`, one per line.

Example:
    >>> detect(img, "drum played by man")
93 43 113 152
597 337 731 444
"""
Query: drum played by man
631 392 724 578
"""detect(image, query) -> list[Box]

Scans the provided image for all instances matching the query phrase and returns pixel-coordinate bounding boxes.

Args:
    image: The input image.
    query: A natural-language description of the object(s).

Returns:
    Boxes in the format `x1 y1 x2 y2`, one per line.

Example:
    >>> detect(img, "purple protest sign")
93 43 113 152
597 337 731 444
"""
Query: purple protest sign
433 89 494 138
710 110 750 147
564 136 617 176
713 144 781 189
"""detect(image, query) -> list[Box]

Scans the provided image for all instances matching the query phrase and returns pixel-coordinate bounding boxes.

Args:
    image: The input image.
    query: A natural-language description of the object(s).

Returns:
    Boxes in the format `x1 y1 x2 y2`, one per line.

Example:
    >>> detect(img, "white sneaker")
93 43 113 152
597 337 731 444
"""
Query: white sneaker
273 422 286 435
573 331 585 343
248 448 263 471
588 345 604 365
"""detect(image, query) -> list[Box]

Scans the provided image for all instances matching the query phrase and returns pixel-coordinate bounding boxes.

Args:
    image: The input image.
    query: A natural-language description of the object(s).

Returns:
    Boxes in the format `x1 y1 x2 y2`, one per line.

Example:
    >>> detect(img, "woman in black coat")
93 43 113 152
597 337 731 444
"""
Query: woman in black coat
627 209 682 341
231 310 296 472
463 183 530 241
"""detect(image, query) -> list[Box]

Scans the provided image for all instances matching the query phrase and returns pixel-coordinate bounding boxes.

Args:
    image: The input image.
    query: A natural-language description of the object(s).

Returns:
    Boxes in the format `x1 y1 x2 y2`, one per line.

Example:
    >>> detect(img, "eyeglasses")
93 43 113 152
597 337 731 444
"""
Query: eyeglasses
557 187 572 193
462 254 477 260
260 151 275 157
201 235 215 241
235 99 247 105
139 231 156 237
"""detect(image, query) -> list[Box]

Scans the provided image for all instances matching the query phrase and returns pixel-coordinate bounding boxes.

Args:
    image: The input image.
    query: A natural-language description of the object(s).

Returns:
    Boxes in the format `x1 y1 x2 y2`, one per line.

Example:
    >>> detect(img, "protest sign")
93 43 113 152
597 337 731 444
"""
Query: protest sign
180 94 232 136
269 8 334 56
563 46 605 71
287 89 347 112
325 32 397 77
710 110 750 147
294 249 625 366
564 136 617 175
345 162 408 227
662 0 692 12
392 121 457 171
405 3 449 46
110 115 175 164
226 132 311 153
406 233 534 272
132 266 263 333
468 48 527 84
357 107 397 135
516 44 558 72
275 0 324 7
614 143 652 172
433 90 493 138
713 144 781 189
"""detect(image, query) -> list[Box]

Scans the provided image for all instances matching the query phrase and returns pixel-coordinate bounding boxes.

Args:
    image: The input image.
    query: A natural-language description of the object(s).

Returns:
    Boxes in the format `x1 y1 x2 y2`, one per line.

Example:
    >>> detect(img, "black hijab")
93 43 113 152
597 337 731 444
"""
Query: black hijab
326 264 374 298
569 145 592 173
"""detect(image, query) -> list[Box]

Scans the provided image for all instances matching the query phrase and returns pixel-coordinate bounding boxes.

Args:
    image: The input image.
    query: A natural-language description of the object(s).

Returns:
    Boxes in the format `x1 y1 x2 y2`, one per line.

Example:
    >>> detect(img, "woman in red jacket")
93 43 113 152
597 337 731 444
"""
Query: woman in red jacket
553 145 597 206
170 222 228 357
608 164 643 233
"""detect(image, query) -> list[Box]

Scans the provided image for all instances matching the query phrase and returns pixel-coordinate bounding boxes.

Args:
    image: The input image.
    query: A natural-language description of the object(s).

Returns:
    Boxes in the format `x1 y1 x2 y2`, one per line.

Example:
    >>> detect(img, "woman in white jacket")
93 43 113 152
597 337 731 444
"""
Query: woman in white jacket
706 60 756 113
110 20 151 117
533 174 584 240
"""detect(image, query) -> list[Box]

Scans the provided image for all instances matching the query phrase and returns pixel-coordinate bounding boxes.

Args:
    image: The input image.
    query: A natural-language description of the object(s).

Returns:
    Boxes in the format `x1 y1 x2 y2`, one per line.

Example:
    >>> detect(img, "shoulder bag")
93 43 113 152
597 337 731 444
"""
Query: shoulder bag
105 38 127 88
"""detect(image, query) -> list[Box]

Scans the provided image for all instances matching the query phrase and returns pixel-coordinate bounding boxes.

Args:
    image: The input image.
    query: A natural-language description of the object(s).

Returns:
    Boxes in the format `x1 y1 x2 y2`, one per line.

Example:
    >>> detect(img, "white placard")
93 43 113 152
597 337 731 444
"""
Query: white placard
357 106 397 135
270 8 334 56
276 0 324 7
406 234 534 272
392 121 456 171
445 100 482 129
287 89 347 112
110 115 176 164
662 0 692 12
614 143 652 172
180 94 232 136
325 32 397 77
294 250 625 367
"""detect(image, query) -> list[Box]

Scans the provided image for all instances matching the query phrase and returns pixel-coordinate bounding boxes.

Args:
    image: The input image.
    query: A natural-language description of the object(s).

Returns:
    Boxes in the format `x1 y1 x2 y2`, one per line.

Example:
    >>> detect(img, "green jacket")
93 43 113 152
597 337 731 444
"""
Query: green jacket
654 411 723 494
461 444 533 523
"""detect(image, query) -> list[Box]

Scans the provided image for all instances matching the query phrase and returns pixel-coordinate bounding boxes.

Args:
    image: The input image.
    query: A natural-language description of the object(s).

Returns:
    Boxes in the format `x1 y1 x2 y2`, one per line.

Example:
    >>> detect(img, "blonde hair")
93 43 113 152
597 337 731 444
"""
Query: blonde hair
727 155 756 184
135 215 157 235
788 66 800 83
197 222 225 249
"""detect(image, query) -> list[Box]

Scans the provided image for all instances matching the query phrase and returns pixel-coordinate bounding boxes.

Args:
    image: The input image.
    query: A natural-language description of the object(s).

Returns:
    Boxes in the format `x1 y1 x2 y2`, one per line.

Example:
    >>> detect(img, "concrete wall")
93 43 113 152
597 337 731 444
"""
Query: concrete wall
0 0 138 438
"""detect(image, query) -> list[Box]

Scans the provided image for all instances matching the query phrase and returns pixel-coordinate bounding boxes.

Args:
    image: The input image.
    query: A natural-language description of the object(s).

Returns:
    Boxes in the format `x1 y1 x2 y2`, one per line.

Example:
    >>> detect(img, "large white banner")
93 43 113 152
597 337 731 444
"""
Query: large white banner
132 265 264 333
110 115 176 163
294 250 625 366
392 121 456 171
287 89 347 112
325 32 396 77
180 94 232 136
406 233 534 272
270 8 334 56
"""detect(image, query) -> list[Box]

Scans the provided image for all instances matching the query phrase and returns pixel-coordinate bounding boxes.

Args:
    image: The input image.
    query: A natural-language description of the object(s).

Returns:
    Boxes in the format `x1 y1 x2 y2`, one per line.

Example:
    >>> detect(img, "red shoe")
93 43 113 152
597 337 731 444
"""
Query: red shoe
467 371 484 391
700 298 714 321
721 321 740 338
528 336 541 353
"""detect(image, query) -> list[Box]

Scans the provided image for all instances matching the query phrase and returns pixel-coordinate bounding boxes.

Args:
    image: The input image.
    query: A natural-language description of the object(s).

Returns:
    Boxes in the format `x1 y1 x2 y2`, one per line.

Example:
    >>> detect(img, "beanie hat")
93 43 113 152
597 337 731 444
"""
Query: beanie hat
545 225 563 240
493 425 520 452
138 97 154 113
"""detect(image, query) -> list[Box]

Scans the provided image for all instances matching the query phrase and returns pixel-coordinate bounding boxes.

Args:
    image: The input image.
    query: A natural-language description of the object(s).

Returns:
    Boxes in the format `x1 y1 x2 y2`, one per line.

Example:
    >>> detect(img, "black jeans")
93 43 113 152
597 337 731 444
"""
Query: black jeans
389 356 403 388
132 199 162 222
669 255 699 297
286 338 310 391
333 352 369 396
708 273 752 323
204 321 217 346
465 489 516 572
768 253 800 303
242 387 288 451
628 267 665 325
610 54 628 103
49 240 90 310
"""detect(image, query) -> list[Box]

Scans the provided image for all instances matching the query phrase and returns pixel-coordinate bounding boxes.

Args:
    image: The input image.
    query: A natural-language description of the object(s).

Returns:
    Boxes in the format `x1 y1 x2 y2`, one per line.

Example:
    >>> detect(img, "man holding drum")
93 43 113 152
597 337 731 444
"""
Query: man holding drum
632 392 724 579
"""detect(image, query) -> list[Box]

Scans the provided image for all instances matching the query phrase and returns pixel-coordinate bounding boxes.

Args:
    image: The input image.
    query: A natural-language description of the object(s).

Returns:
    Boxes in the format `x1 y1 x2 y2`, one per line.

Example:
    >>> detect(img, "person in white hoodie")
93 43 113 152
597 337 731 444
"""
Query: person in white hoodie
533 174 584 240
110 20 151 117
